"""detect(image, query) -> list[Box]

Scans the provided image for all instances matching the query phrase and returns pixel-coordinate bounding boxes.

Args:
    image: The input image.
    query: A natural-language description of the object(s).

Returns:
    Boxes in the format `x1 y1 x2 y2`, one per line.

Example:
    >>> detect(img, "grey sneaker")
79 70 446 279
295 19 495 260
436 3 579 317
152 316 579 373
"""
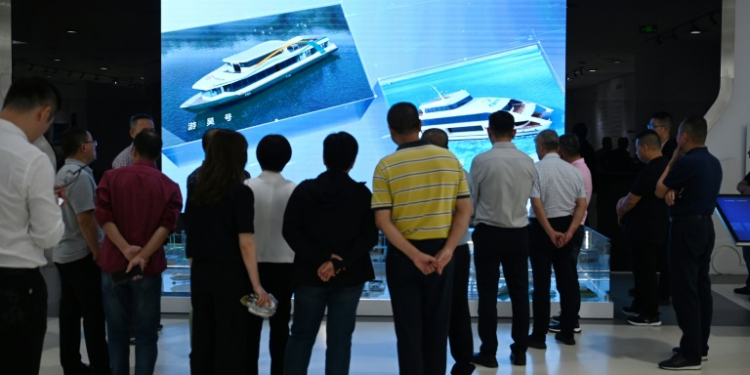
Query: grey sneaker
240 293 278 318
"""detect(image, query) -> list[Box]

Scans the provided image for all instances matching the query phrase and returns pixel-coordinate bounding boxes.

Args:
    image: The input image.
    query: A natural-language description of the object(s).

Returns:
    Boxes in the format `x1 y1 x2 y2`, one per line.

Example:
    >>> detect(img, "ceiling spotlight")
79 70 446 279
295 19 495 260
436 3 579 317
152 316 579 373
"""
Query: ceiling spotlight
588 69 597 73
67 30 77 34
114 80 118 85
690 23 701 34
53 58 61 62
46 75 52 78
100 67 108 71
613 60 622 64
566 77 572 81
140 77 145 80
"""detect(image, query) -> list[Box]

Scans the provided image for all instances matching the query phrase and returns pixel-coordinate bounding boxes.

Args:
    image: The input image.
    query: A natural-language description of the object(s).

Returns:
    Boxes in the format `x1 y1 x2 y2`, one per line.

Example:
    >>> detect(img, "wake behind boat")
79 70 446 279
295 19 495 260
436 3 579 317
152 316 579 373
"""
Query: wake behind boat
419 89 553 140
180 35 338 112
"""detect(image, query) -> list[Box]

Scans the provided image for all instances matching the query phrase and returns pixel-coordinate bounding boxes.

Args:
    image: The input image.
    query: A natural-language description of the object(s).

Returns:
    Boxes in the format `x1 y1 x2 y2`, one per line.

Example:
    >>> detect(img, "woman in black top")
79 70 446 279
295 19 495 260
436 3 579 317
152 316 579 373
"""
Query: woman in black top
282 132 378 375
185 129 270 374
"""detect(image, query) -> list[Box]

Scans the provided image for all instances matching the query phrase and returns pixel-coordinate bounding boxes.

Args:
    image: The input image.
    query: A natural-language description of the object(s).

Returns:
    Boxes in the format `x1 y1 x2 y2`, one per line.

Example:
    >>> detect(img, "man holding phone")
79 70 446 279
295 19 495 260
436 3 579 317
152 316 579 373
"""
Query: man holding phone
95 130 182 375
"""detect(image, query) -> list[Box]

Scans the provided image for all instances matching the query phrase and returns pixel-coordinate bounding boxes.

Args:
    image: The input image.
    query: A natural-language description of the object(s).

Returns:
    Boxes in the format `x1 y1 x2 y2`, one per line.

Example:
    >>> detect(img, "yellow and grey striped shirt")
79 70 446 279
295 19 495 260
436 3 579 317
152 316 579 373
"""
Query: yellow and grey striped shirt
371 140 470 240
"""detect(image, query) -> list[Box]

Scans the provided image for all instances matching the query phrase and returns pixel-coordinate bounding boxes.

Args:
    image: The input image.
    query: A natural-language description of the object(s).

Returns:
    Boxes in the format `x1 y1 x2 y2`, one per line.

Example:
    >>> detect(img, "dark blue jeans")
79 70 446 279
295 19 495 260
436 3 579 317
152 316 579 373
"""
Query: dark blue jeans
101 272 162 375
669 218 715 362
284 284 363 375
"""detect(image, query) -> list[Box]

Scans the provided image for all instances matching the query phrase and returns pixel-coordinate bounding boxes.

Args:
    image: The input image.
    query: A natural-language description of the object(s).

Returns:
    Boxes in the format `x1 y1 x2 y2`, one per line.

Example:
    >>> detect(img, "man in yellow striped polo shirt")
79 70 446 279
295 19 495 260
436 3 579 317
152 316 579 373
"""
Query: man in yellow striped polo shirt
372 102 472 375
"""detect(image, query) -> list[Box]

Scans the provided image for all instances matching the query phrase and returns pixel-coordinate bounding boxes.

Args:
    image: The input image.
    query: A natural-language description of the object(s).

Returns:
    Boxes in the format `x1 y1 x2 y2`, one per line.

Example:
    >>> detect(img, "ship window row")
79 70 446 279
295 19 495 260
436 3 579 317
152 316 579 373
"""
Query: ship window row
421 112 490 126
220 55 303 93
423 95 473 113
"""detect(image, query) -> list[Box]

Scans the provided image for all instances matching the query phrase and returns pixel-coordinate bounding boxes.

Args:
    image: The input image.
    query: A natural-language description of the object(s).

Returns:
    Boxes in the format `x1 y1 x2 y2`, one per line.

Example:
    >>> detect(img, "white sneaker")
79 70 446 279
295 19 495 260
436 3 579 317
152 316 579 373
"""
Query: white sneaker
240 293 278 318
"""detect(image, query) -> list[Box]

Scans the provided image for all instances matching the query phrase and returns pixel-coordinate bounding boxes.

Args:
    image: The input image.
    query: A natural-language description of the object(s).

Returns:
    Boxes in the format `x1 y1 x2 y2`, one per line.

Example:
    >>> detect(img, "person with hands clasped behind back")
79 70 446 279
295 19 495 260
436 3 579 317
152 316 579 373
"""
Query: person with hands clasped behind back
371 103 472 375
283 132 379 375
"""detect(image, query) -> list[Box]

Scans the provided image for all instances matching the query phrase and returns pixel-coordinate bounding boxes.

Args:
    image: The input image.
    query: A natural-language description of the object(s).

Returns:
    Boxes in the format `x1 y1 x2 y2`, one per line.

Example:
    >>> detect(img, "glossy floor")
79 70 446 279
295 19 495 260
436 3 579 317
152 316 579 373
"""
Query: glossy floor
38 316 750 375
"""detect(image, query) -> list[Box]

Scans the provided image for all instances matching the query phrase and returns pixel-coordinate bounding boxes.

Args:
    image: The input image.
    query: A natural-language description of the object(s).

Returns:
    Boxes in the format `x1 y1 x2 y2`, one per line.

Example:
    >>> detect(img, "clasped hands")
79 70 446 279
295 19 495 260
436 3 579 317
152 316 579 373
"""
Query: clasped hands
318 254 343 282
412 248 453 276
123 245 148 281
547 229 574 249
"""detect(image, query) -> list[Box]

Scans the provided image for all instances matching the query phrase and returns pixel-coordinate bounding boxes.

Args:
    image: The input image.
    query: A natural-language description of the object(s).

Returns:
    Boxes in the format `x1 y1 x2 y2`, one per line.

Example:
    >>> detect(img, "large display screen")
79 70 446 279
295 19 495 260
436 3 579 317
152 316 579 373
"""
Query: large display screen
716 196 750 246
161 0 566 200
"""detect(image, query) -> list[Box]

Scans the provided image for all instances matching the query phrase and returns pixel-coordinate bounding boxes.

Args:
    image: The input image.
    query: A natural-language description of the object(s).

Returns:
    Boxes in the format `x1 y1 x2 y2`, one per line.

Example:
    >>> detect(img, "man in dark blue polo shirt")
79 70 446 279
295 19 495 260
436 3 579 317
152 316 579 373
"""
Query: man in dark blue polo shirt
655 117 722 371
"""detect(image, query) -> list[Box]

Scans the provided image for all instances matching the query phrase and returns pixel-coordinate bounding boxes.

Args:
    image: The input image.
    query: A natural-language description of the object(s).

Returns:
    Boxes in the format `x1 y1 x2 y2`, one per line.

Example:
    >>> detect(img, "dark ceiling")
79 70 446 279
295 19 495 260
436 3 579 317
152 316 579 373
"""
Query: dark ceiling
10 0 721 90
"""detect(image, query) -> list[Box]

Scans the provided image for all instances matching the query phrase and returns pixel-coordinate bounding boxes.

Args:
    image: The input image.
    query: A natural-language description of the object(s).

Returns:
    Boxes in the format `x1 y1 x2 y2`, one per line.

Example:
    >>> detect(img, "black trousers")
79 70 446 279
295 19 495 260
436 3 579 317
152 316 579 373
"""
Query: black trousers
629 240 662 317
191 262 261 375
529 217 580 339
250 262 295 375
56 254 110 374
658 243 671 301
448 244 473 370
472 224 529 355
669 218 715 362
386 239 454 375
0 267 47 375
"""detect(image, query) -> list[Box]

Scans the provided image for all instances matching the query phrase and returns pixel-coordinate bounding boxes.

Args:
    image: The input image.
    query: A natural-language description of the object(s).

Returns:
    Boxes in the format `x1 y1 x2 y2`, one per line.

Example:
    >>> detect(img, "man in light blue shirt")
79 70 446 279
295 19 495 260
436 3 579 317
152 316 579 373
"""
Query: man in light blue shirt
54 127 111 375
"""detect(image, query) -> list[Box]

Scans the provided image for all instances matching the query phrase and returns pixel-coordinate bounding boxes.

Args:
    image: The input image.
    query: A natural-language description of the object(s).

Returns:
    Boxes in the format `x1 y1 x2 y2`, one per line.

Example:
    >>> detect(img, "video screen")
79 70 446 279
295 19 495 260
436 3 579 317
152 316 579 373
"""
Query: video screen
161 0 566 201
716 196 750 245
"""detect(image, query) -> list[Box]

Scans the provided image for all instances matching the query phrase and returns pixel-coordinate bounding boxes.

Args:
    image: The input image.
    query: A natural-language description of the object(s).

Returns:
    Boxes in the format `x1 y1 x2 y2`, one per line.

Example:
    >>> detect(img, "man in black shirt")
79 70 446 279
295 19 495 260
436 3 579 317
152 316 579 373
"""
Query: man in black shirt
734 146 750 299
656 117 722 371
617 130 668 326
648 111 677 303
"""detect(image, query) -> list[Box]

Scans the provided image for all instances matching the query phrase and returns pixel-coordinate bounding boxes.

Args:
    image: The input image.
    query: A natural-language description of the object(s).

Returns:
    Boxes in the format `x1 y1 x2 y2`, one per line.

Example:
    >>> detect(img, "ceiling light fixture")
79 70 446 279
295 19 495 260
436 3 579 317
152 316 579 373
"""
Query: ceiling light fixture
100 67 108 71
690 23 701 34
588 69 597 73
53 58 61 62
67 30 76 34
613 60 622 64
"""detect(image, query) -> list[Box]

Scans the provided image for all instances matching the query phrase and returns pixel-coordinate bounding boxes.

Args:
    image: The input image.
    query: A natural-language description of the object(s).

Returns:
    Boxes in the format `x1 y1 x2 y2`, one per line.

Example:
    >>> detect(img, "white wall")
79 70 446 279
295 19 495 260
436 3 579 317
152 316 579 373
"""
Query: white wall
706 0 747 275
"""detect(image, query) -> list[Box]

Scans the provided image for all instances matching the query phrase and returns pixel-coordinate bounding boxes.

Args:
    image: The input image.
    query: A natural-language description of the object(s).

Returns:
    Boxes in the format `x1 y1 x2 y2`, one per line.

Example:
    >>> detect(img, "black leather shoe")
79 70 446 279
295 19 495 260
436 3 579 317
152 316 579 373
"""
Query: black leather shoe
554 332 576 345
510 351 526 366
734 286 750 295
471 352 498 368
450 362 476 375
527 335 547 350
658 355 702 370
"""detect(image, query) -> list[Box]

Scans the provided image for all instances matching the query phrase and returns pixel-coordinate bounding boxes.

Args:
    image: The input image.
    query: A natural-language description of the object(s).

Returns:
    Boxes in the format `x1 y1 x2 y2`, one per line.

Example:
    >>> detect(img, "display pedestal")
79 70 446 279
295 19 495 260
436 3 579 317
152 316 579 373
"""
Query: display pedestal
161 227 613 319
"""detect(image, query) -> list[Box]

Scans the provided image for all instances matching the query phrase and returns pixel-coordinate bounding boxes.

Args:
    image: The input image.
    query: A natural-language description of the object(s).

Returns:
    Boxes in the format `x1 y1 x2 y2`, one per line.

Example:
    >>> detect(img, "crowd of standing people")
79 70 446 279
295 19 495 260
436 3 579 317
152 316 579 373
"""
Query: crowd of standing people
0 77 733 374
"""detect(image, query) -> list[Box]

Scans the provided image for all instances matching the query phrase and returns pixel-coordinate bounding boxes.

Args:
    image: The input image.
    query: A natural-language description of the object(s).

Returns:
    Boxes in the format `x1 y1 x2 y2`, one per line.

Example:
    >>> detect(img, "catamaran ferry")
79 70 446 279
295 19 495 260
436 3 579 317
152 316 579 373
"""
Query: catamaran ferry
180 35 337 112
419 89 553 140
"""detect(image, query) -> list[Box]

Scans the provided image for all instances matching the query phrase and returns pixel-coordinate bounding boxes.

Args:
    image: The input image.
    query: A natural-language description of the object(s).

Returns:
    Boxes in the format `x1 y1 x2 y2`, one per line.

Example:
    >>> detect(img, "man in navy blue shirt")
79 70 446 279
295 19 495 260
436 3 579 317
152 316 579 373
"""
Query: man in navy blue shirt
655 117 722 371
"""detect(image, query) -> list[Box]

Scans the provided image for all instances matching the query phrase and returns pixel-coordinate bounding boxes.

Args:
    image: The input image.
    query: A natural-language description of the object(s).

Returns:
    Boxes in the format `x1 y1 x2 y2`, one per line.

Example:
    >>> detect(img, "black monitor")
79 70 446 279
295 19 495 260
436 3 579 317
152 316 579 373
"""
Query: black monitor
715 195 750 246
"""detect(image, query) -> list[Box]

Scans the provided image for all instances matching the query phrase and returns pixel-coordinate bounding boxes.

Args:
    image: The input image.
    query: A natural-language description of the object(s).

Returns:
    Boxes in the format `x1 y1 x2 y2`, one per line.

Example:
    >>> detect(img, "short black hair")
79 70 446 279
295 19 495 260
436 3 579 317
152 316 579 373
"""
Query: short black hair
652 112 673 129
618 137 629 149
535 130 559 151
201 128 220 152
2 77 61 112
635 130 661 149
61 127 89 157
488 110 515 137
256 134 292 172
129 114 154 129
572 122 588 138
133 129 161 160
324 132 358 172
559 134 580 157
422 128 449 149
387 102 421 135
679 116 708 144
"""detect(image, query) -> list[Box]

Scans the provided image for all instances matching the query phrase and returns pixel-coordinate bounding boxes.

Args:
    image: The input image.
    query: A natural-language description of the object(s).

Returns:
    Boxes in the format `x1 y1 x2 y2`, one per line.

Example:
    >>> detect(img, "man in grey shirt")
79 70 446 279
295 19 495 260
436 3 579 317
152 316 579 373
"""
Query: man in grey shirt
469 111 536 368
528 130 587 348
112 114 154 169
54 128 111 375
422 128 476 375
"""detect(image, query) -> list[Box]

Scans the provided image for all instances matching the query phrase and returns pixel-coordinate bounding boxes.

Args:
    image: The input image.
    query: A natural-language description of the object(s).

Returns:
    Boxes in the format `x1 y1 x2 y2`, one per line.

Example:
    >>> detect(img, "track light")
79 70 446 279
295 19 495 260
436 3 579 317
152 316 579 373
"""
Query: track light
690 23 701 34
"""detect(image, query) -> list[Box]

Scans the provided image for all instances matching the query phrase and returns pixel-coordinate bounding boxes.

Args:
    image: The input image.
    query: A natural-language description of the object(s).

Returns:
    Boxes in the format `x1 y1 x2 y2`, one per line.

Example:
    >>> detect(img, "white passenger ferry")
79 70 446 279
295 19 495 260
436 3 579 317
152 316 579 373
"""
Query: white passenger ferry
419 89 553 139
180 35 337 112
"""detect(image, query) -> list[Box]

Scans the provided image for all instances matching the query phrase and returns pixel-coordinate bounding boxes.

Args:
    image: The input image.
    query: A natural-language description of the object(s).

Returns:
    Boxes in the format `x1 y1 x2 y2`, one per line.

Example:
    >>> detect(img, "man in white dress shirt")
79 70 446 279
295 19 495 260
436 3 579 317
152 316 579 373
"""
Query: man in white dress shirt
244 134 297 375
0 77 65 375
112 114 154 169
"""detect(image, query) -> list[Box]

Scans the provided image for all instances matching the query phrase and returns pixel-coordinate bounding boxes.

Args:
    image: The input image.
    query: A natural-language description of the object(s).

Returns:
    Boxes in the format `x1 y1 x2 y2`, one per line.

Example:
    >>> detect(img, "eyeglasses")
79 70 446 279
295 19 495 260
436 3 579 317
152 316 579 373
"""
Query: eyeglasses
647 125 666 129
83 140 98 147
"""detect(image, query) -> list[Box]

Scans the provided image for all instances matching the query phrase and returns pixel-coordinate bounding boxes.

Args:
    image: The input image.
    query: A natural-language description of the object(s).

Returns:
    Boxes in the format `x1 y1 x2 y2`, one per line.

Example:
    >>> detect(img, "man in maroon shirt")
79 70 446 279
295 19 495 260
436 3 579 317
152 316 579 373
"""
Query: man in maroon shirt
95 129 182 375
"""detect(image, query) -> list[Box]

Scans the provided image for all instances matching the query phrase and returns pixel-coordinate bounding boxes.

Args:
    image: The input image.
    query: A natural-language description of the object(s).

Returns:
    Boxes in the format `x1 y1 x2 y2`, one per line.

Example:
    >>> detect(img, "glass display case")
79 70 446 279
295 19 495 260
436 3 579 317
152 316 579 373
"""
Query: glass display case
161 227 612 318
